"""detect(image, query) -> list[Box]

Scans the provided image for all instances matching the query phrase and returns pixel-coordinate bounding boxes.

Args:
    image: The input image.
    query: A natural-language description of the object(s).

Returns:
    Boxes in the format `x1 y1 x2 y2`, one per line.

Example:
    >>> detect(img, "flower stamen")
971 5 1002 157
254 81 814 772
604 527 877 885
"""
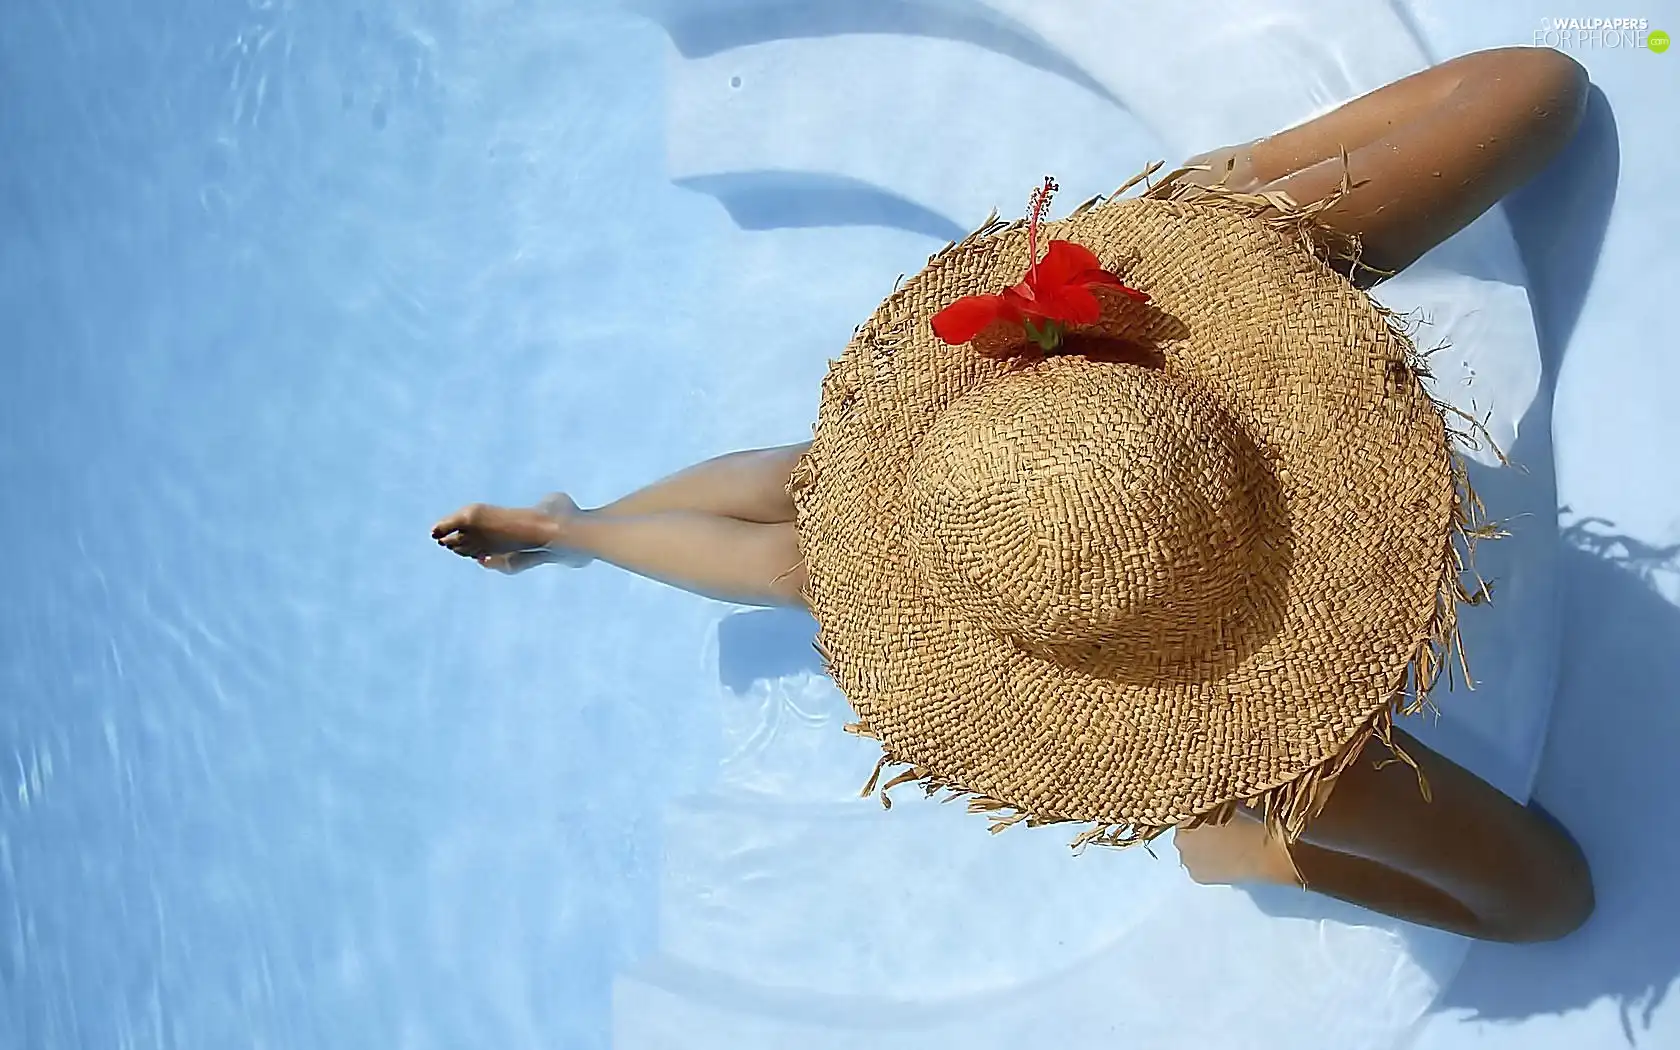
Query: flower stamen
1026 176 1058 285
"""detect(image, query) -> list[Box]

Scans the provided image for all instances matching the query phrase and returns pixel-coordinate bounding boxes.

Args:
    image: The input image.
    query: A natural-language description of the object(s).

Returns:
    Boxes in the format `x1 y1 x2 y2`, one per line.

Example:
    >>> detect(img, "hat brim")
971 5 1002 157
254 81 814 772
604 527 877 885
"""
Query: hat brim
792 182 1480 847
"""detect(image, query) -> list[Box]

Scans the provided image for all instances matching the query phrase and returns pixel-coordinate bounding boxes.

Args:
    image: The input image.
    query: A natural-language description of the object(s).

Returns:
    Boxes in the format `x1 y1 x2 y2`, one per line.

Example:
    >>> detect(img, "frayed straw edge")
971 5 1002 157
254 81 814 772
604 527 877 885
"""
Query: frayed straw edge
798 158 1506 853
836 703 1395 853
1138 149 1395 281
919 153 1389 289
829 551 1481 854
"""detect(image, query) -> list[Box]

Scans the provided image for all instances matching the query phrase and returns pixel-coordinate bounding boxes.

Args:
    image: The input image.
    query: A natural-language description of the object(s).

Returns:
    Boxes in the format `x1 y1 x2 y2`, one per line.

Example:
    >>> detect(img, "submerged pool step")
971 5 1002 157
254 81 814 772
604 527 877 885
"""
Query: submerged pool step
650 789 1173 1000
660 32 1154 237
630 789 1454 1048
610 949 1124 1050
613 877 1444 1050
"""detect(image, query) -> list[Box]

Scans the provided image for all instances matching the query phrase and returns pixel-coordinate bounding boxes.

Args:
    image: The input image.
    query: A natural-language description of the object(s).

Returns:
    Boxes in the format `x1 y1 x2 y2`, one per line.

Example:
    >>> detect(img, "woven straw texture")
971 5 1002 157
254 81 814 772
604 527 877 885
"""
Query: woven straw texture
791 186 1467 846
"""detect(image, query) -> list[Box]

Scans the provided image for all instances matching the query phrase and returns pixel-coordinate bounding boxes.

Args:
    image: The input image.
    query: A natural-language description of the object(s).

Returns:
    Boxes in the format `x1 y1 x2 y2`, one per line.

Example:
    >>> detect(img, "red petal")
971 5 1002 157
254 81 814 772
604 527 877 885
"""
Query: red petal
931 294 1015 344
1041 283 1102 325
1001 285 1053 322
1031 240 1102 290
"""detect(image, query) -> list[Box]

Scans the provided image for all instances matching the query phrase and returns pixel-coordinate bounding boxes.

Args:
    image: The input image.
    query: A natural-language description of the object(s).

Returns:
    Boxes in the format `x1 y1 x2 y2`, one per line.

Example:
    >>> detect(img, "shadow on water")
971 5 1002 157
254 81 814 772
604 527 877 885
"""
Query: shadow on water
1430 523 1680 1041
628 0 1136 240
1418 82 1680 1042
676 171 967 241
716 606 823 694
624 0 1122 105
1504 85 1620 368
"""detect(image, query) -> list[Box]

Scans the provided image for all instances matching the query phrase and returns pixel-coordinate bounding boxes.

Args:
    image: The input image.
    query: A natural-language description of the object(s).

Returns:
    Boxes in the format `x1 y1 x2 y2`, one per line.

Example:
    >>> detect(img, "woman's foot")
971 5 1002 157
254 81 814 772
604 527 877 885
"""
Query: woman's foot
478 548 565 574
431 494 591 568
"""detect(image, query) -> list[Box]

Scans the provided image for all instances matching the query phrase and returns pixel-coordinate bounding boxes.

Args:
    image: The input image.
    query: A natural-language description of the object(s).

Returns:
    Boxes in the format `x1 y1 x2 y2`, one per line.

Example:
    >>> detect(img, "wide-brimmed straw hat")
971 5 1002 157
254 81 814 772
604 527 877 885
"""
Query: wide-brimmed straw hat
789 169 1491 848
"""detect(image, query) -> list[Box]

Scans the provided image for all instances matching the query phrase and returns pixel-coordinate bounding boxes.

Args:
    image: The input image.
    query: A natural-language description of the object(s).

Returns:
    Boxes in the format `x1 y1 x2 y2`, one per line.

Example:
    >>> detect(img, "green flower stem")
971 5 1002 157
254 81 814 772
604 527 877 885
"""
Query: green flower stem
1023 318 1064 352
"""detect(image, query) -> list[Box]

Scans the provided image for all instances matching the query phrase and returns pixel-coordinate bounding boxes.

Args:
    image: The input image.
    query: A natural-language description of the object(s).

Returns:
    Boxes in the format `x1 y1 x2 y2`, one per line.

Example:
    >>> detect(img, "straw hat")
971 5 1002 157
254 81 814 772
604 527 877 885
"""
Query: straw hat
789 170 1489 848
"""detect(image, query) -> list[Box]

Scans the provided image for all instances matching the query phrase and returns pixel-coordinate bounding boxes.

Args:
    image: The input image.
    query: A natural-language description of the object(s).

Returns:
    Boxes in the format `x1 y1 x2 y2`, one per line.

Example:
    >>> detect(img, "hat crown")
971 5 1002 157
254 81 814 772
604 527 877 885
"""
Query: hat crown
905 358 1272 666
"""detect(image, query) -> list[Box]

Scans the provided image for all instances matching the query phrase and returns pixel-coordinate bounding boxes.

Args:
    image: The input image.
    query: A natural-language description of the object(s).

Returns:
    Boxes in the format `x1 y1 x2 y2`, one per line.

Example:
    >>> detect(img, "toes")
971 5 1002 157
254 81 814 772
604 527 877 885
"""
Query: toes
439 533 479 557
431 504 487 540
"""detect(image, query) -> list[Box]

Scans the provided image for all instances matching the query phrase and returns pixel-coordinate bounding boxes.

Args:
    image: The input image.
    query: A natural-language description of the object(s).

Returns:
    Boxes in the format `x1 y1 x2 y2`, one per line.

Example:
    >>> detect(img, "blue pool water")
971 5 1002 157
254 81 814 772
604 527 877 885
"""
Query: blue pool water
3 2 1677 1048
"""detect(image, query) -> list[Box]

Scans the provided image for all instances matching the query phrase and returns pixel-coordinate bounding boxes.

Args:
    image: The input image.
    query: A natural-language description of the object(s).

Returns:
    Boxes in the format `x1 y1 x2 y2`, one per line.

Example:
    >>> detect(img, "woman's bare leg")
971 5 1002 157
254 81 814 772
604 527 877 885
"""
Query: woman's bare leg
1177 728 1594 942
432 445 811 606
1184 46 1589 280
599 444 809 523
1290 729 1593 941
559 510 807 607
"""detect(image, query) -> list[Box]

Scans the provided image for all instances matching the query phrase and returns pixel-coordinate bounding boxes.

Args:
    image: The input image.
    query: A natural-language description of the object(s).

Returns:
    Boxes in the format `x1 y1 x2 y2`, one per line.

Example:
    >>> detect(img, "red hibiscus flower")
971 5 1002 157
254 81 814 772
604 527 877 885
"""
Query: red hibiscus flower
931 177 1149 352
